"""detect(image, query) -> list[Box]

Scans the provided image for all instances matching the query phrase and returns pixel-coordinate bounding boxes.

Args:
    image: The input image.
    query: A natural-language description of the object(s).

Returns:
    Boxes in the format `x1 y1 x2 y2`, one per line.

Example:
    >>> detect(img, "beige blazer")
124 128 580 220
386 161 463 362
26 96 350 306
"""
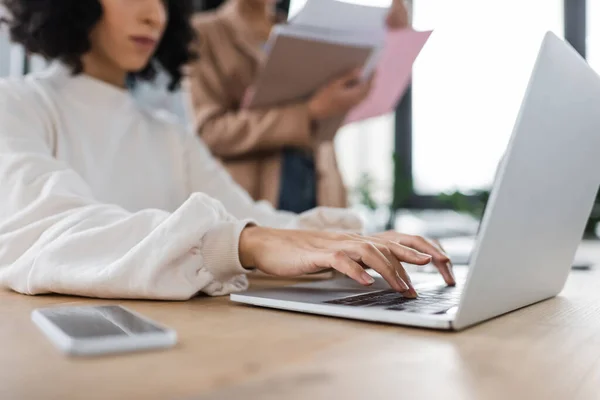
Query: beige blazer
187 4 348 208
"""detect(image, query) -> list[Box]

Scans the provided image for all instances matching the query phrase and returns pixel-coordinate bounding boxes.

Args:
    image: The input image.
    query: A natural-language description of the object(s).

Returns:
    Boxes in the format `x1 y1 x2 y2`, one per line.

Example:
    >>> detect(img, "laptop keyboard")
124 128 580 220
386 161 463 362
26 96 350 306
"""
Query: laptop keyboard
324 285 462 314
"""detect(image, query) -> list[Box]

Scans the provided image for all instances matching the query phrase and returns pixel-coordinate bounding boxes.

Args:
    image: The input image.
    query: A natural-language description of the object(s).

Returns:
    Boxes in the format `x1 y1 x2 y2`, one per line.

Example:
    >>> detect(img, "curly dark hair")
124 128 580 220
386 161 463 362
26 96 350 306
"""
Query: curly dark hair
0 0 196 91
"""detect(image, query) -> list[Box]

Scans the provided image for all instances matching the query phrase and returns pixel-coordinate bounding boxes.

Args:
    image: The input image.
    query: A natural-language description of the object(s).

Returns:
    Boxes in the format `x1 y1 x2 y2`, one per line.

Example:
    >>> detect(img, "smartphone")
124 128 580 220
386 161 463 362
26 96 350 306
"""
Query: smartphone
31 305 177 356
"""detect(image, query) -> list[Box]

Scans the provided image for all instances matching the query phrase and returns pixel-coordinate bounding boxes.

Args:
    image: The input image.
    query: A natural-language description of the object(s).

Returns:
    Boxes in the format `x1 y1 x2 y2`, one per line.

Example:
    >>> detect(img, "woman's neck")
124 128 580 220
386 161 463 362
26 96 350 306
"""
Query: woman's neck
231 0 275 41
81 53 128 88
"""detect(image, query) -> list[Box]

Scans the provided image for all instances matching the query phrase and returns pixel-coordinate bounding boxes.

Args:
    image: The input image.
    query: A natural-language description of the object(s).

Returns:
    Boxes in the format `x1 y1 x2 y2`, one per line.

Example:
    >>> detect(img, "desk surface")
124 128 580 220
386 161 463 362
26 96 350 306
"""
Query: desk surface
2 243 600 400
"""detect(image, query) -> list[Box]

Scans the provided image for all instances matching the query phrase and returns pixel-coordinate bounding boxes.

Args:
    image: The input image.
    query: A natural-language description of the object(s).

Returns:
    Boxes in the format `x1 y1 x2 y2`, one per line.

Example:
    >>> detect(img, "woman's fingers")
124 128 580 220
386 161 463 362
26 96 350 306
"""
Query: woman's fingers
313 250 375 286
335 68 362 87
376 238 433 266
339 241 411 294
331 250 375 286
324 235 424 296
371 231 456 286
371 243 417 298
344 233 432 264
396 234 456 286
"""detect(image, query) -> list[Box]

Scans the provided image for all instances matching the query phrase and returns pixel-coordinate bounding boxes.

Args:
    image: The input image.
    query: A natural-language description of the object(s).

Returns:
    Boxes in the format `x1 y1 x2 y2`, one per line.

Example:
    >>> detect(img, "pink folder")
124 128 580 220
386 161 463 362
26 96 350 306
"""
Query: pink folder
343 29 432 125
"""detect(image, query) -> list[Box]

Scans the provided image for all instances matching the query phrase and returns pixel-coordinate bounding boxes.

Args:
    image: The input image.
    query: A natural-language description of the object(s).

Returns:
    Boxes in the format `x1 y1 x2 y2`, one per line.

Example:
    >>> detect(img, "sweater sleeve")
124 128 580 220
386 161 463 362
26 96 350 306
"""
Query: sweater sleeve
0 81 251 300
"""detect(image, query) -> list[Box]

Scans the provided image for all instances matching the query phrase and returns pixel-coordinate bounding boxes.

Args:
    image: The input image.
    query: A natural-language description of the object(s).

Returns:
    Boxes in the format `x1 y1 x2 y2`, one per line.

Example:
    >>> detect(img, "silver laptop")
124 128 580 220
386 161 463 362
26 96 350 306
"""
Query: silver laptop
231 32 600 331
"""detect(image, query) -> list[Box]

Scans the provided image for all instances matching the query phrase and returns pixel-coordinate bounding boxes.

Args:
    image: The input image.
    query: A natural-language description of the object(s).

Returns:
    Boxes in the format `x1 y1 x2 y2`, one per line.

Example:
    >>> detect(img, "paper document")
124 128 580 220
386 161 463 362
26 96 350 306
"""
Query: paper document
270 23 384 49
290 0 390 34
344 29 432 125
244 23 381 109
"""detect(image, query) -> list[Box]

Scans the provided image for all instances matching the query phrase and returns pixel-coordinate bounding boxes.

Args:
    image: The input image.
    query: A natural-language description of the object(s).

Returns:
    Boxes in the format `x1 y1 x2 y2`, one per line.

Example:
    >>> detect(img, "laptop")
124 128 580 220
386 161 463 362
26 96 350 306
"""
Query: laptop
231 32 600 331
440 235 596 270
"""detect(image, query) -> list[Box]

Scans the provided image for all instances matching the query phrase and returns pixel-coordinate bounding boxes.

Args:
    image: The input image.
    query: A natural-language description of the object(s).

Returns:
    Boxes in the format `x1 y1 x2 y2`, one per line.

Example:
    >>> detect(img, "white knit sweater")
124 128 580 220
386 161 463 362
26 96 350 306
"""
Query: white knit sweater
0 64 362 300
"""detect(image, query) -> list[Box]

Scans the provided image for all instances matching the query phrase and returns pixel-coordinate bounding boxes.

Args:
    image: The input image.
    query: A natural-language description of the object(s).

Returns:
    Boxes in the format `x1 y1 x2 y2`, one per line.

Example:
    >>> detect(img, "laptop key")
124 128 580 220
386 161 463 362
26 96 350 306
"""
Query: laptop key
386 305 407 311
325 286 463 313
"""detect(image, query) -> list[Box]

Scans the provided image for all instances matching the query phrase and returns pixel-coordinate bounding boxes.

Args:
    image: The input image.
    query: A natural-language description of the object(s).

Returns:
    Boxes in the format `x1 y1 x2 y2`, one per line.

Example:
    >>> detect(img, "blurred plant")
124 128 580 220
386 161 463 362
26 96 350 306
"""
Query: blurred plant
437 188 600 238
361 152 600 239
354 172 378 211
437 189 490 219
354 153 411 211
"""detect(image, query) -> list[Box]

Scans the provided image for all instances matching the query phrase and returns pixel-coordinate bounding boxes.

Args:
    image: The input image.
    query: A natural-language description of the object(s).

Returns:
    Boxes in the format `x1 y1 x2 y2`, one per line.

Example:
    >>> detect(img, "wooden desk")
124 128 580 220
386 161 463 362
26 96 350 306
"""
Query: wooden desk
2 244 600 400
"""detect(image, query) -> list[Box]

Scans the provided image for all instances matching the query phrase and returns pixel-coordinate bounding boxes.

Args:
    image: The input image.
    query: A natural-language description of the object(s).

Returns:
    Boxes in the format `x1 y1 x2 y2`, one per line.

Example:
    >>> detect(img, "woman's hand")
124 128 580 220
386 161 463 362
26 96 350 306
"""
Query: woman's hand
307 69 373 121
239 227 437 298
372 231 456 286
386 0 410 30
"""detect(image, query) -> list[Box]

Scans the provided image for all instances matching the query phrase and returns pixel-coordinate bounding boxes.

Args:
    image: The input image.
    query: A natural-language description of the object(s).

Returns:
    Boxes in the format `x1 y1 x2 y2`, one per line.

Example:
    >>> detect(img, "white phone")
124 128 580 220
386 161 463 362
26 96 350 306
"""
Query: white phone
31 305 177 356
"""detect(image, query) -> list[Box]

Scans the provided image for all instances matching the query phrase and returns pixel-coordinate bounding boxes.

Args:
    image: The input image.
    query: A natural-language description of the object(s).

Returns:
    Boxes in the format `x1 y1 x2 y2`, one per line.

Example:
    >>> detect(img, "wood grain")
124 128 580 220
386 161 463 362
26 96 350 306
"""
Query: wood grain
1 245 600 400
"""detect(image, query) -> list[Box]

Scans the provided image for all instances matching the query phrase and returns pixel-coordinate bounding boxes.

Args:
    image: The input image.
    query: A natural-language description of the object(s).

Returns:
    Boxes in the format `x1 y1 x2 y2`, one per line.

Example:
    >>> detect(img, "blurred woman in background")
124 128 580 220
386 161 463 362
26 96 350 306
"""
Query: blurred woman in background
189 0 410 213
0 0 454 300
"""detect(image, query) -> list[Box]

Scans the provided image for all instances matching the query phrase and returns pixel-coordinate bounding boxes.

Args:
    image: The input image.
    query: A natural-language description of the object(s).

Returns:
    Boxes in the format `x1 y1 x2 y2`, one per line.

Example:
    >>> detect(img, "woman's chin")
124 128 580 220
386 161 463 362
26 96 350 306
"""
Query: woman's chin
123 59 154 74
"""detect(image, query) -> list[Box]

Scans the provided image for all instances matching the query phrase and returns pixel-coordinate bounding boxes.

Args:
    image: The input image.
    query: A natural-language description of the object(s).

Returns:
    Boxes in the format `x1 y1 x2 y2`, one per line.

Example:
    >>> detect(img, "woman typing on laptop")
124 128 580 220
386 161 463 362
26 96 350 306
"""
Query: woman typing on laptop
188 0 410 213
0 0 453 301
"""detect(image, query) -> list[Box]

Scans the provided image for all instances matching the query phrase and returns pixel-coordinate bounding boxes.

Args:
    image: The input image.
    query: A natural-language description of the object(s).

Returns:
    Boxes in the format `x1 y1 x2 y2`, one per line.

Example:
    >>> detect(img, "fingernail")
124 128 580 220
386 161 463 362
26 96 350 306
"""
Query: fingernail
418 252 432 261
406 289 418 298
396 274 410 291
448 262 457 284
362 272 375 285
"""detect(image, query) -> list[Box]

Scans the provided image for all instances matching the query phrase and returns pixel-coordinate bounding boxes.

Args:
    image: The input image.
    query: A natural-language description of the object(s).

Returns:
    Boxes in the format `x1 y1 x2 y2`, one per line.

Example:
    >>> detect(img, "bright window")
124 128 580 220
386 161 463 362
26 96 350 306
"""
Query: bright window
411 0 564 194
